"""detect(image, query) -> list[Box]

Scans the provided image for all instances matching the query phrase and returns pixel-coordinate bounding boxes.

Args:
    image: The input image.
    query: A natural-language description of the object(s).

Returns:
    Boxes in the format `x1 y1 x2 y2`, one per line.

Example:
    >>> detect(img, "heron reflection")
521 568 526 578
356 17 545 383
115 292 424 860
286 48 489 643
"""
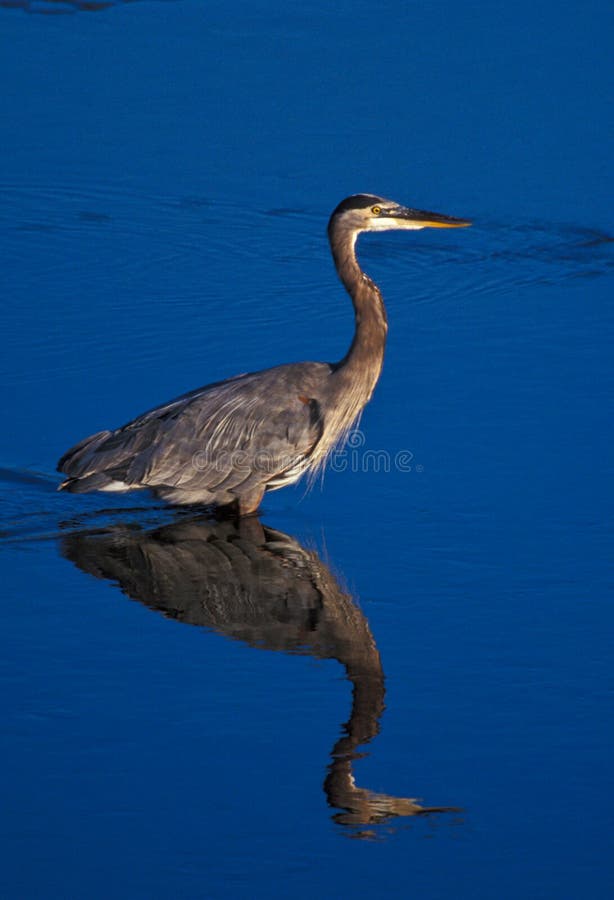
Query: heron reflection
61 515 457 834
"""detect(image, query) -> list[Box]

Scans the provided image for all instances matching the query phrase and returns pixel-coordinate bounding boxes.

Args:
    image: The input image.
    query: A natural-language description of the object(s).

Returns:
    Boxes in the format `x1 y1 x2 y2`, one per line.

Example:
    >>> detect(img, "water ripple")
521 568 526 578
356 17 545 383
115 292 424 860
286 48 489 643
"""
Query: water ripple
2 178 612 389
0 0 175 15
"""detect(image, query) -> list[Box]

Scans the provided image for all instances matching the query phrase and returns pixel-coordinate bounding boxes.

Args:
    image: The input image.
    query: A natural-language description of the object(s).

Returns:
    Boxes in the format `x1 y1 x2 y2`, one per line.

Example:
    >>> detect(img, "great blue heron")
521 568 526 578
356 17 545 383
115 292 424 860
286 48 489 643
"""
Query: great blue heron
58 194 470 513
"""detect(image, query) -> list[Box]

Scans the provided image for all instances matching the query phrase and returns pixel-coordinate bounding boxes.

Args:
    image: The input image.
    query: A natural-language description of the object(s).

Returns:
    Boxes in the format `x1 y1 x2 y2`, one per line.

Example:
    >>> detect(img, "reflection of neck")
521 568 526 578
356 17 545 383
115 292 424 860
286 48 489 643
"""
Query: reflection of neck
324 651 453 830
335 646 385 751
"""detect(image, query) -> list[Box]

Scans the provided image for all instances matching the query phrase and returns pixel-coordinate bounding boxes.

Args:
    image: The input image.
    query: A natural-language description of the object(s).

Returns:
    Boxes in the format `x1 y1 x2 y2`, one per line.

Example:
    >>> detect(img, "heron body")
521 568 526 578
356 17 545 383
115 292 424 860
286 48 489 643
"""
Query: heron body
58 194 470 513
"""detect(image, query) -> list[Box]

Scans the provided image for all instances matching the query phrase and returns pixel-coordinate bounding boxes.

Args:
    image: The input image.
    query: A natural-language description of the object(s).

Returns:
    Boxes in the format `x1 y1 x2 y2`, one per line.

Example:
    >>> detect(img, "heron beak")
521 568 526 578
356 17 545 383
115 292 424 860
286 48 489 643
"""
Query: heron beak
397 207 471 228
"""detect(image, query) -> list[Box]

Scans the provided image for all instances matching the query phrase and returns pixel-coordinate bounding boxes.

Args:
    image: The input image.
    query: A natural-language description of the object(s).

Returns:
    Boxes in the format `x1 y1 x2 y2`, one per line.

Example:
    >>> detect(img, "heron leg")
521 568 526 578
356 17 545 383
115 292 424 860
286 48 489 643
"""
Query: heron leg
237 487 265 517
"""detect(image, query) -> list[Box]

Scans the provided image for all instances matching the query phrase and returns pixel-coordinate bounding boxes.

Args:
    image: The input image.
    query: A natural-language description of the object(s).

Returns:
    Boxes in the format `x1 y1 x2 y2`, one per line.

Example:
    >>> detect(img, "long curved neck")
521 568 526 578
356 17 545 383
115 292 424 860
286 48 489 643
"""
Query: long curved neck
328 219 388 403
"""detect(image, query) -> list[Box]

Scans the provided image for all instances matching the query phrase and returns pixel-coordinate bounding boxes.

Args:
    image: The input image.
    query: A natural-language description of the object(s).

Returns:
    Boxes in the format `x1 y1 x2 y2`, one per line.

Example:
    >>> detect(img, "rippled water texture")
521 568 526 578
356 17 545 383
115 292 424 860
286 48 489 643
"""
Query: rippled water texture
1 1 613 897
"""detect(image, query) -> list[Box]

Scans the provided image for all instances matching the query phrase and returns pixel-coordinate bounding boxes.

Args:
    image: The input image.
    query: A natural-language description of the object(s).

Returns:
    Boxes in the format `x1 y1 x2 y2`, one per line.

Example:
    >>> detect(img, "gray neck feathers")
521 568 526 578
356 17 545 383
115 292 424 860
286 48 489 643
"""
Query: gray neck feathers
309 218 388 472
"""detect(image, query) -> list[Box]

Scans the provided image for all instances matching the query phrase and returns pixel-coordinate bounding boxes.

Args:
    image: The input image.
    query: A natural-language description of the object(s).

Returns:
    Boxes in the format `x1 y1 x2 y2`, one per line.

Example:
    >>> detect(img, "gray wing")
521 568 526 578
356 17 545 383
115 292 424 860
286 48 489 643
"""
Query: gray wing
57 363 329 501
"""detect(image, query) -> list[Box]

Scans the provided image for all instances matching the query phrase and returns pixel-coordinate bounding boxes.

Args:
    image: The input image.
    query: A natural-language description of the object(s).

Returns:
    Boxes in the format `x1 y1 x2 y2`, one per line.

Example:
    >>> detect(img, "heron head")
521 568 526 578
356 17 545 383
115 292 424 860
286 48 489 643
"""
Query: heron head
329 193 471 234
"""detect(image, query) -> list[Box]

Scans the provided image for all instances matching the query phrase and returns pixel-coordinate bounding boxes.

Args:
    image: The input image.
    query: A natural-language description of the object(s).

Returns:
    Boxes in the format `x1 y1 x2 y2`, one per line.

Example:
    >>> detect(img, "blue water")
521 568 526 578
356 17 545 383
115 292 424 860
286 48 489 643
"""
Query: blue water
1 1 613 897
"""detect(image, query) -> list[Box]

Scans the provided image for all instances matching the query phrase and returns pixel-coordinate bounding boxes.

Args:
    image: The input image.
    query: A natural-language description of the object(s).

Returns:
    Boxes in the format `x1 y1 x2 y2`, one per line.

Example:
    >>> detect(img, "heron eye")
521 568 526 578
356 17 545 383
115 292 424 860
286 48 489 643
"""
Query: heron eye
371 205 382 215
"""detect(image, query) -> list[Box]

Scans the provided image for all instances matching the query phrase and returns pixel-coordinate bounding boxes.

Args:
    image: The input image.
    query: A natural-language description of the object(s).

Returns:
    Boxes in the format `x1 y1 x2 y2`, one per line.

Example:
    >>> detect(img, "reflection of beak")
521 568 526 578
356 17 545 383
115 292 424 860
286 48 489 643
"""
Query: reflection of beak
396 206 472 228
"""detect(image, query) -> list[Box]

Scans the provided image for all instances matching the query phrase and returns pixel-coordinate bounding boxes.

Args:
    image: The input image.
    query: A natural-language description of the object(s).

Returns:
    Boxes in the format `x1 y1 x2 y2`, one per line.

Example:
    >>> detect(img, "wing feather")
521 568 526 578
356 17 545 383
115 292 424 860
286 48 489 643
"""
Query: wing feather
58 363 330 499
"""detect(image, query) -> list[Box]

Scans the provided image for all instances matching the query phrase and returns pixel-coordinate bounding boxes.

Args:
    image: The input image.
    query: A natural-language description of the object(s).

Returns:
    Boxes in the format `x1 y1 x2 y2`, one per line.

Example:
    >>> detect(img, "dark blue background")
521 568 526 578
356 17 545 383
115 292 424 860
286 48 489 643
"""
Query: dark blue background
1 1 612 897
